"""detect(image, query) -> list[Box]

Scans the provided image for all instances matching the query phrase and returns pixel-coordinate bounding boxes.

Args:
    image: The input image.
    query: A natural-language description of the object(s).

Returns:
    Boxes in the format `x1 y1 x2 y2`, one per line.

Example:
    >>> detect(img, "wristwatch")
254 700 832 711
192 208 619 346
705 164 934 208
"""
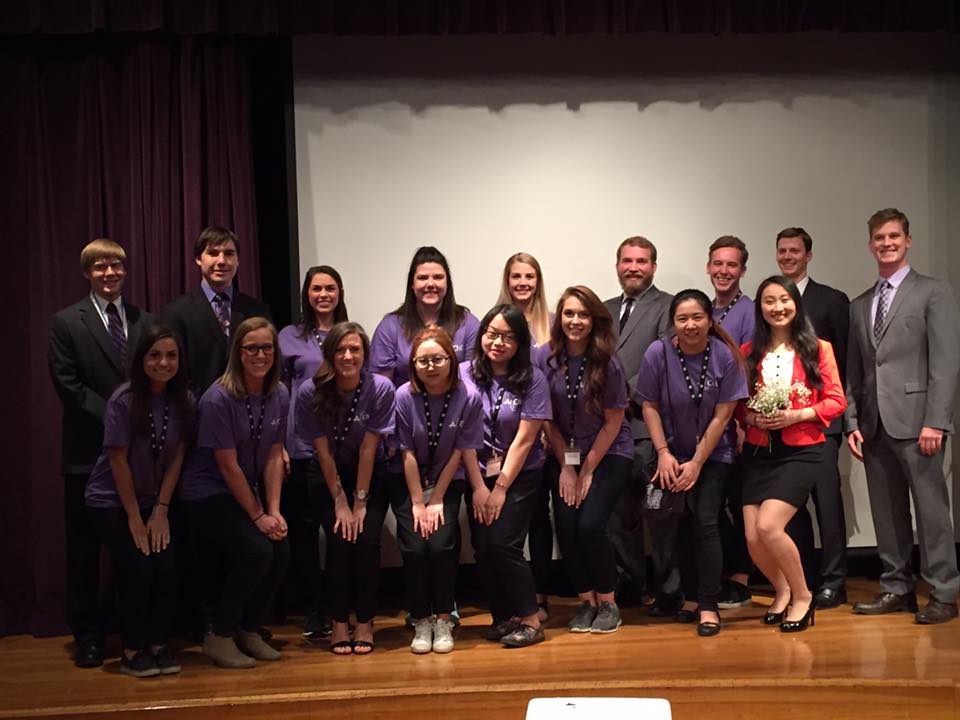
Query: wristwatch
354 488 369 502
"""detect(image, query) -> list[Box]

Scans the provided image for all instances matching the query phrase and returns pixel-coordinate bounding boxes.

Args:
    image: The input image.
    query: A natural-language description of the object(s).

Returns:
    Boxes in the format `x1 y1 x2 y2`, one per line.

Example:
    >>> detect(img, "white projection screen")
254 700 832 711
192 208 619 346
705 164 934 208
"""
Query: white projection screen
293 35 960 552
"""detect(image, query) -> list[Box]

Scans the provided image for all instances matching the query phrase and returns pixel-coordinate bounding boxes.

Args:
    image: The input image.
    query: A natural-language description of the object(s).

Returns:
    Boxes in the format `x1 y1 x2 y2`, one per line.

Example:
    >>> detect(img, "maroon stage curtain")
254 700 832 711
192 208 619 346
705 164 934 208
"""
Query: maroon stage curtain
0 36 262 636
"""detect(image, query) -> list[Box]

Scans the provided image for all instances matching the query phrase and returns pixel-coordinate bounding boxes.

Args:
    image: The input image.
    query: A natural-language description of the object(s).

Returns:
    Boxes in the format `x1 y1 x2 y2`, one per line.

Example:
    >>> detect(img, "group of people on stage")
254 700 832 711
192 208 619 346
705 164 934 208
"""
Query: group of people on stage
49 209 960 677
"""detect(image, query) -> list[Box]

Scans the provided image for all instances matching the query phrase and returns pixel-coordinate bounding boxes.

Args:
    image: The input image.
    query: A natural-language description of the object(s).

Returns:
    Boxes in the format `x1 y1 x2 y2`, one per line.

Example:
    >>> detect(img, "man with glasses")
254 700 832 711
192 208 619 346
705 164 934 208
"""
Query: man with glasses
161 226 272 398
49 238 153 667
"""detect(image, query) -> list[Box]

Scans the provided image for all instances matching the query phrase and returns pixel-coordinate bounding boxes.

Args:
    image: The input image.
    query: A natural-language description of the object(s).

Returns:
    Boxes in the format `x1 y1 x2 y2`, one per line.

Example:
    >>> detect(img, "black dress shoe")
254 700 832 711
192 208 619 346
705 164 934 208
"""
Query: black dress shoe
852 592 918 615
915 599 959 625
647 594 682 618
74 641 104 668
675 608 697 624
814 587 847 609
697 611 721 637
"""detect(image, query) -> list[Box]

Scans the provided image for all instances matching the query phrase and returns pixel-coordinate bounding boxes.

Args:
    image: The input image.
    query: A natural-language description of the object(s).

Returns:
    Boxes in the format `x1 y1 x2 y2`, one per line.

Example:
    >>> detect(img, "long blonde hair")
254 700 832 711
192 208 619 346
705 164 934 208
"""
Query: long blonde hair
496 252 551 346
218 317 282 398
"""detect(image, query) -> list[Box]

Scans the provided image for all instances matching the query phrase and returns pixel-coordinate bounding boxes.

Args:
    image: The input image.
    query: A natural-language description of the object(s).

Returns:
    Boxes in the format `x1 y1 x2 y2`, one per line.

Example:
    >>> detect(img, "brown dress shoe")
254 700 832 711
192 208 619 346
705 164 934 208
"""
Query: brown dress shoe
852 592 918 615
915 599 959 625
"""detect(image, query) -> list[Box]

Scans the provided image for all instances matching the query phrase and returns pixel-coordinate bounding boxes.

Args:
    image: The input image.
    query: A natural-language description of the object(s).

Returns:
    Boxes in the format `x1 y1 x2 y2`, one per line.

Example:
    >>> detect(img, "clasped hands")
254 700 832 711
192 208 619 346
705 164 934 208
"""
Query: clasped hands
558 464 593 508
654 450 701 492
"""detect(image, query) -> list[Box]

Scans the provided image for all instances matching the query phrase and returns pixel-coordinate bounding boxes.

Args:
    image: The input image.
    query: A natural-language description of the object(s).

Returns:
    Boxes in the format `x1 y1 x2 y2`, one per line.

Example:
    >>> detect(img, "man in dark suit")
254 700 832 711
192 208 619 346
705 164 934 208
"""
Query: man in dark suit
846 208 960 624
603 236 672 608
161 226 272 397
776 227 851 609
48 238 153 667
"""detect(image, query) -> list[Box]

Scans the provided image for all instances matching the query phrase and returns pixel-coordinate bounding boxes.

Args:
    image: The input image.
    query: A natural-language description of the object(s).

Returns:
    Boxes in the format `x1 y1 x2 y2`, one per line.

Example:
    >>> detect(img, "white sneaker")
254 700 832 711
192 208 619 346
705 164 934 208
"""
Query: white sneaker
433 617 455 653
411 617 433 654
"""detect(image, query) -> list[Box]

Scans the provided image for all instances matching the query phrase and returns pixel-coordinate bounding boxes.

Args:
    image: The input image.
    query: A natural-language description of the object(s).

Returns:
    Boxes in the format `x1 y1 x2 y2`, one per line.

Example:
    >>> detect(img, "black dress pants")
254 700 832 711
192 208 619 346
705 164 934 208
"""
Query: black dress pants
280 458 325 613
65 473 105 645
470 468 542 622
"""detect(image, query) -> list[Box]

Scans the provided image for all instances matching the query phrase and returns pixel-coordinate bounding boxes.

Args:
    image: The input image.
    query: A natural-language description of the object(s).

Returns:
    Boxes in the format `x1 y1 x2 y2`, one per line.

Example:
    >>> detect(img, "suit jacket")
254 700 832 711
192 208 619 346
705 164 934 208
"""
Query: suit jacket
161 287 272 398
604 285 672 439
736 340 846 447
845 268 960 440
48 297 153 474
801 278 850 435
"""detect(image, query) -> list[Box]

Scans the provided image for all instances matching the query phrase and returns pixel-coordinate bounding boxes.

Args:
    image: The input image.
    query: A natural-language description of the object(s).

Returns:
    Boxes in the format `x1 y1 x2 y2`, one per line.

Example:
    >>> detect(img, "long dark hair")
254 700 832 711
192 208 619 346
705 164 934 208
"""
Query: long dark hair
748 276 822 390
312 321 370 420
669 289 744 368
392 246 468 341
470 304 533 396
126 324 194 439
298 265 348 339
547 286 617 416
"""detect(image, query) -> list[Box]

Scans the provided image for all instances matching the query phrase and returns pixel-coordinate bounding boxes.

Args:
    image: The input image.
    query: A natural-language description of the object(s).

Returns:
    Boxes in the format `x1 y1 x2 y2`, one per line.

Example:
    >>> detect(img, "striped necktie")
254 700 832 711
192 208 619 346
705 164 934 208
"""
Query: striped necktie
873 280 891 343
212 293 231 336
105 302 127 366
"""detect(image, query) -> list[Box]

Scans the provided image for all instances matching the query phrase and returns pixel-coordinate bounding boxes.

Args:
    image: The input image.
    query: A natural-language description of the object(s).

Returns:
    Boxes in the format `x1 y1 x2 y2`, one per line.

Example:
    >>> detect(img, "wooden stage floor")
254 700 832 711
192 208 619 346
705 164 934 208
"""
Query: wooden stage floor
2 579 959 720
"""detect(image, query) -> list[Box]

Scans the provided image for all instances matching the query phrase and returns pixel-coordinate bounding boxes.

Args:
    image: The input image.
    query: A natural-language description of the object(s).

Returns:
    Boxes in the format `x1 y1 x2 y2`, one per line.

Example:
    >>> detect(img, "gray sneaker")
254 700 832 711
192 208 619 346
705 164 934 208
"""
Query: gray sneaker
590 601 622 633
410 617 433 654
568 602 598 632
432 617 455 653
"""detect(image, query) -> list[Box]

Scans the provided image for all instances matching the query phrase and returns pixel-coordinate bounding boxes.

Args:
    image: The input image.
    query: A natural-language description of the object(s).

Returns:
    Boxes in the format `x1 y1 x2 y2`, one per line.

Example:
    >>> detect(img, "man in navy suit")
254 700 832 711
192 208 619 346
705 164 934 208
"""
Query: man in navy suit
48 239 153 667
161 226 271 397
776 227 851 609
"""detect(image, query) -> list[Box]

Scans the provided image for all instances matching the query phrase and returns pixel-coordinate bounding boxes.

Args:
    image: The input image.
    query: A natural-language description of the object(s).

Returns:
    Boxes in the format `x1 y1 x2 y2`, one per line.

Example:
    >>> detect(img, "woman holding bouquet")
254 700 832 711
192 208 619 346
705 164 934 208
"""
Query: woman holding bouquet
736 276 846 633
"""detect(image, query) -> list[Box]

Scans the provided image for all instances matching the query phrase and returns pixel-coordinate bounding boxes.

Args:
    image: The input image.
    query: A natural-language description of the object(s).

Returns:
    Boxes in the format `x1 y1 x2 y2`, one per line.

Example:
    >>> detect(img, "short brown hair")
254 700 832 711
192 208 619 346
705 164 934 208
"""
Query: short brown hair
194 226 239 259
407 325 461 394
81 238 126 272
776 227 812 253
867 208 910 237
708 235 748 265
616 236 658 264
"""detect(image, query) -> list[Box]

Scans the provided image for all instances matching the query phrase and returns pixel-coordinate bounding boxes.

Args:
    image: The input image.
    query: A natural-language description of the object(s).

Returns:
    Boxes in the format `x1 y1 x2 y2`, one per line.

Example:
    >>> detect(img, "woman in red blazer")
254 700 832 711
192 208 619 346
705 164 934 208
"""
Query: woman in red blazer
736 276 846 633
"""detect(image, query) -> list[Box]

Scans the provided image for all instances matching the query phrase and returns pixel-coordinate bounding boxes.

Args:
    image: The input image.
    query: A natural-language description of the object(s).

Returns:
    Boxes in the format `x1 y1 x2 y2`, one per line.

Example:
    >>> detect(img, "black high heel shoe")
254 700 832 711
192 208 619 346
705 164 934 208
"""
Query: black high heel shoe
763 596 791 625
781 598 816 633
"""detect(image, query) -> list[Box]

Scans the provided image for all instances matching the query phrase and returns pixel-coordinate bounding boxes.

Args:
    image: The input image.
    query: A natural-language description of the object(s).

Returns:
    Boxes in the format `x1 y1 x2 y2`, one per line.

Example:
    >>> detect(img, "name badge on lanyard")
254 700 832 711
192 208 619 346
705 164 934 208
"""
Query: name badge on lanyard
485 454 502 478
564 444 582 467
564 356 585 468
485 384 507 478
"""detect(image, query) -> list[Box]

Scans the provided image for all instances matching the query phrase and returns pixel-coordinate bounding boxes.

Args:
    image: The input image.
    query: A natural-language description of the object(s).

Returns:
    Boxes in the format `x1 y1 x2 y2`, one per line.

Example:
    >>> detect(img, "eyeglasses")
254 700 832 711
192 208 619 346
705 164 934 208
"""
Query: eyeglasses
241 343 275 356
413 354 450 369
484 329 517 345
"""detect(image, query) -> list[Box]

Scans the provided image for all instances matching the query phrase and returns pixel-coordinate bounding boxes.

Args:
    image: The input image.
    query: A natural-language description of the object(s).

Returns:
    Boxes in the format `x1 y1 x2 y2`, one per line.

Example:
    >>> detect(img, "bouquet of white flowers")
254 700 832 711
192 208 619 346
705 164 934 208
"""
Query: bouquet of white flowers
747 381 812 417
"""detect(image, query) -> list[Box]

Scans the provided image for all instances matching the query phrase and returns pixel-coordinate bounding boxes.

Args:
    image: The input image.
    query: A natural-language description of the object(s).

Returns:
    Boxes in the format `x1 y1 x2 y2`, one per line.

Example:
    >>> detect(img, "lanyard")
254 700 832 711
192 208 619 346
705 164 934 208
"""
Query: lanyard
676 339 712 407
244 395 267 491
148 399 170 458
714 291 742 325
564 355 587 446
333 373 365 451
421 390 452 486
487 384 508 450
313 327 326 349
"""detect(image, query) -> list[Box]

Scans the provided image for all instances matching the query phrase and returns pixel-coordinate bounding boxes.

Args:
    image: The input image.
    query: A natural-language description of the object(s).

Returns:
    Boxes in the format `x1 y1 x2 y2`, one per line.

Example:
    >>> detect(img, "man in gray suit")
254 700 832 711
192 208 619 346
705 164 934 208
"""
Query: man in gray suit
604 236 672 607
846 208 960 624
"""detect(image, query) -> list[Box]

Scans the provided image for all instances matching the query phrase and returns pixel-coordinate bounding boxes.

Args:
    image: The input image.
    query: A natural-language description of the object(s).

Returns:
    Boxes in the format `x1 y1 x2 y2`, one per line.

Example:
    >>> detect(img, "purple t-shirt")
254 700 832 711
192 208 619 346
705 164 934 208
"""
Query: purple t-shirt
179 383 289 501
459 360 552 473
395 381 483 486
294 372 396 471
538 352 633 461
369 312 481 388
85 384 191 510
636 336 748 464
278 324 326 459
714 295 755 347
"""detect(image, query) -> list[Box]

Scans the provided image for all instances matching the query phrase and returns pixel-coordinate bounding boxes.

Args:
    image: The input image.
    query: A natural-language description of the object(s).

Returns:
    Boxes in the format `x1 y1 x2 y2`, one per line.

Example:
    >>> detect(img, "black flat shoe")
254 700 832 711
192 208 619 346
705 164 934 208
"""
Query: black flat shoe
74 641 104 669
697 611 721 637
676 609 697 624
781 599 816 633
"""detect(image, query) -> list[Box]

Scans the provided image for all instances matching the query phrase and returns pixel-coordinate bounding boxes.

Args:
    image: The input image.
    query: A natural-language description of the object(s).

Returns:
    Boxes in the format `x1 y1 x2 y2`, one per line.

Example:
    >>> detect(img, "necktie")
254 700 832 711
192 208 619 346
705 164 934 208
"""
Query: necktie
620 297 635 334
873 280 891 343
212 293 231 337
105 302 127 366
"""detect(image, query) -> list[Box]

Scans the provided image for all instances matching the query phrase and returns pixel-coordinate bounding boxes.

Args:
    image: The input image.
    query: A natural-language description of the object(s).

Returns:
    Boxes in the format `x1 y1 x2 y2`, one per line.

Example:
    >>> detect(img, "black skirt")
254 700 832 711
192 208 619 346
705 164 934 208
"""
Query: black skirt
740 431 823 508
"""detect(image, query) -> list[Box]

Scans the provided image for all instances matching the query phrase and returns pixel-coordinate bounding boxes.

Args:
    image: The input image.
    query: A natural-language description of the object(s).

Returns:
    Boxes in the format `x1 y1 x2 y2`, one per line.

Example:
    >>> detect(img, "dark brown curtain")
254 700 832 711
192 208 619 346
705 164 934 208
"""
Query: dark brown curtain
0 36 262 636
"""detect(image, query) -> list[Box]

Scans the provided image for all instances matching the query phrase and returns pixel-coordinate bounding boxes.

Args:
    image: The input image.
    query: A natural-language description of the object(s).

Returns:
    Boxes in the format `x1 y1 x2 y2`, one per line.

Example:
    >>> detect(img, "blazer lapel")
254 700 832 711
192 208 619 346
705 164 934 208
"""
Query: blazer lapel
192 289 230 351
876 269 916 346
617 287 657 350
80 299 123 373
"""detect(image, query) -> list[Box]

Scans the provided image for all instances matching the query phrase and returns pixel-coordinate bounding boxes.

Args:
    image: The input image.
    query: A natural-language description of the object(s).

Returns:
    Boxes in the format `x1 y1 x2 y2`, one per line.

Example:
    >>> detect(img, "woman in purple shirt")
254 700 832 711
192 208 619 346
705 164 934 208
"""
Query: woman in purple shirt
85 325 193 677
540 286 633 635
392 326 483 654
462 304 551 648
295 322 396 656
370 246 480 387
179 318 290 669
277 265 347 639
636 289 748 637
